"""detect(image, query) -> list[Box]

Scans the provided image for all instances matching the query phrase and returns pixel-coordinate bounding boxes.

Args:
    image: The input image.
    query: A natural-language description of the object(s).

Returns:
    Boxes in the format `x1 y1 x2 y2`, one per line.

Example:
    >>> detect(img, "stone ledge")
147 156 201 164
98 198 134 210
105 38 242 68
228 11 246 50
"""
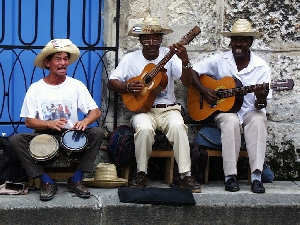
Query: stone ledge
1 181 300 225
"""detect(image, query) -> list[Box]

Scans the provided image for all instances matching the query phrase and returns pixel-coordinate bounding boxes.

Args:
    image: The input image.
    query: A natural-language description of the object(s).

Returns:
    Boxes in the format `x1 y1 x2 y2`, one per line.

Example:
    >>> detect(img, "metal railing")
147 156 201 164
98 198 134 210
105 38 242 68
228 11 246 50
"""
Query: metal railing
0 0 120 136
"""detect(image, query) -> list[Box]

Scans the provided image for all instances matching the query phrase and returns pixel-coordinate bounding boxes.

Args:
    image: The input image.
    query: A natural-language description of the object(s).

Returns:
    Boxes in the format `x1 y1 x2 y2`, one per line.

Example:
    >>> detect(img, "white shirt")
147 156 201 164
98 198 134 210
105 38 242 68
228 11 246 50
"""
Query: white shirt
193 50 272 123
20 76 98 129
109 47 182 105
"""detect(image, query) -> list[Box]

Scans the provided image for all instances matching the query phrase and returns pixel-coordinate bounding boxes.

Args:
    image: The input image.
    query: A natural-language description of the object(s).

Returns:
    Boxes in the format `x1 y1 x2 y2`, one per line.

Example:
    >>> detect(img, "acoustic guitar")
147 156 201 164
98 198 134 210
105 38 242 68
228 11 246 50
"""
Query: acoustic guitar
122 26 201 113
187 75 294 121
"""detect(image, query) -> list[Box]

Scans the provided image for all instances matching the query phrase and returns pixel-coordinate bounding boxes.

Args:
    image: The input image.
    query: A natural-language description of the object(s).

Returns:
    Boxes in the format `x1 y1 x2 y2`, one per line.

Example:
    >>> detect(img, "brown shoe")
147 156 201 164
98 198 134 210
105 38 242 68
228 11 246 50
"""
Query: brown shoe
129 172 149 187
67 178 90 198
40 182 58 201
179 176 201 193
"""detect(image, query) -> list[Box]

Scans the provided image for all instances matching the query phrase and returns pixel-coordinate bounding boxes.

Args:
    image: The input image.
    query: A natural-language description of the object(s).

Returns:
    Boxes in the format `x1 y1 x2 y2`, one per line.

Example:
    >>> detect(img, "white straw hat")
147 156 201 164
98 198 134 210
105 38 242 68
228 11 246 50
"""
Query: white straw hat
128 17 173 37
220 19 262 39
83 163 127 188
34 39 80 69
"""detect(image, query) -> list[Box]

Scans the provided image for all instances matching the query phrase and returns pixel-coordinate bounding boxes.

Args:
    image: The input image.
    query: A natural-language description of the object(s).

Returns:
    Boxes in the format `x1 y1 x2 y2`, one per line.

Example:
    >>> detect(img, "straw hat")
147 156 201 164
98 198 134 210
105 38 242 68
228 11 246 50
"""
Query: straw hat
34 39 80 69
128 17 173 37
82 163 127 188
220 19 262 39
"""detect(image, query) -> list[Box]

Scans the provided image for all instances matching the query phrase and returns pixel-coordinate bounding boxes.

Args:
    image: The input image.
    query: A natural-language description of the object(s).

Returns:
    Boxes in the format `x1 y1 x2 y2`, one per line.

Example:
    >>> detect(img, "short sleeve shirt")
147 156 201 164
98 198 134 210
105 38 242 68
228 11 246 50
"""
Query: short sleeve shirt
192 50 272 123
20 76 98 129
109 47 182 105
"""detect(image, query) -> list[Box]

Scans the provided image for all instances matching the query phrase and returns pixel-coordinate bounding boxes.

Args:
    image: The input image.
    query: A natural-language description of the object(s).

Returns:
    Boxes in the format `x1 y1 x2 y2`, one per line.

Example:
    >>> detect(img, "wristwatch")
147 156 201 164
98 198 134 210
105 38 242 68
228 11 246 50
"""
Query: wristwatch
182 62 192 69
257 102 266 107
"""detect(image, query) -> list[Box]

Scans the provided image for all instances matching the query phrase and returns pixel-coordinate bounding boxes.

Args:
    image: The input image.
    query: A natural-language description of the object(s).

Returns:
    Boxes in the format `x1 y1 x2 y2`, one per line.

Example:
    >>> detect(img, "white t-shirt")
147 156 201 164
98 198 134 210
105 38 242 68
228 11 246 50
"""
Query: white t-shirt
20 76 98 129
109 47 182 105
193 50 272 123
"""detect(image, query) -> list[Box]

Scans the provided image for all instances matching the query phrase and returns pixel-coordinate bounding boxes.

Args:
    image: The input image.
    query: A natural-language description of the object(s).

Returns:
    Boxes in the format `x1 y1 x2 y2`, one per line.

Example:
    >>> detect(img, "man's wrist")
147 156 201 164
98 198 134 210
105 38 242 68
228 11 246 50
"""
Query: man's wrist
182 62 192 69
257 102 266 106
256 100 267 108
126 83 130 93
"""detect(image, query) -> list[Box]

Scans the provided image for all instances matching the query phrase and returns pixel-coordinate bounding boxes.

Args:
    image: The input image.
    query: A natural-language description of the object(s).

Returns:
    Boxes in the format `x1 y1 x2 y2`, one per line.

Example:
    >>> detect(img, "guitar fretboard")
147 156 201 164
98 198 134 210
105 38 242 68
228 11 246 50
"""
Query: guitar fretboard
145 51 176 83
216 84 270 99
143 26 201 84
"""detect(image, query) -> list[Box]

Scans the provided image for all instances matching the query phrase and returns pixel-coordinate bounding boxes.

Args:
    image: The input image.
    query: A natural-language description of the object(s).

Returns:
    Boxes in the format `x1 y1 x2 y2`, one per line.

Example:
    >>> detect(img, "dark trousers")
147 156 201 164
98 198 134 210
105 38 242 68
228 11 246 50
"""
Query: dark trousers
8 127 104 180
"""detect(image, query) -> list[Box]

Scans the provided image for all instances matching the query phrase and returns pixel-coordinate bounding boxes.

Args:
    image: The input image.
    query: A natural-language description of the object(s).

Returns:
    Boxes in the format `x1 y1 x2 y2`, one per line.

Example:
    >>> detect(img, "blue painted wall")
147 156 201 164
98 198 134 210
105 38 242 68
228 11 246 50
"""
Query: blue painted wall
0 0 105 136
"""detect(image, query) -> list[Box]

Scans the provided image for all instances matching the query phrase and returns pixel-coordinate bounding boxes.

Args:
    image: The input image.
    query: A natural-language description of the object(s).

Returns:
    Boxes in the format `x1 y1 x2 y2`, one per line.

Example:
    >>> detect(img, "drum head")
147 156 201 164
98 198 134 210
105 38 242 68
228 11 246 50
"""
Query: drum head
29 134 59 160
61 130 87 151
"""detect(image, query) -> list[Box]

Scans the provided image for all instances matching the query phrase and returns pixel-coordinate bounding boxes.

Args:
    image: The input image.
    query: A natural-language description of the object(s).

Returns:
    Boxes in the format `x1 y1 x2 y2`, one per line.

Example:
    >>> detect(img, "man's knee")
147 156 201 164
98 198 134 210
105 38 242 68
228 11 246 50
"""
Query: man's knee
88 127 104 139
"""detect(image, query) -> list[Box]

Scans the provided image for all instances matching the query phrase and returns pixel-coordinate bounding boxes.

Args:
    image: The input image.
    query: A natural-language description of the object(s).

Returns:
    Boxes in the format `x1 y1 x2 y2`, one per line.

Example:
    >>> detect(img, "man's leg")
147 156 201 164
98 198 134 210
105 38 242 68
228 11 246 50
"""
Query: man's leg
155 105 201 193
129 113 156 187
215 113 242 192
67 126 104 198
243 110 267 193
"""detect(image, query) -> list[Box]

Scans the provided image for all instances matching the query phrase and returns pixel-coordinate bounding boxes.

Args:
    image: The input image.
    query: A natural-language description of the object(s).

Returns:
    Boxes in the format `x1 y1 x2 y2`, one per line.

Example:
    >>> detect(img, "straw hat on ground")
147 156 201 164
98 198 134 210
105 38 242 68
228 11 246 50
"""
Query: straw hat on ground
34 39 80 69
220 19 262 39
83 163 127 188
128 17 173 37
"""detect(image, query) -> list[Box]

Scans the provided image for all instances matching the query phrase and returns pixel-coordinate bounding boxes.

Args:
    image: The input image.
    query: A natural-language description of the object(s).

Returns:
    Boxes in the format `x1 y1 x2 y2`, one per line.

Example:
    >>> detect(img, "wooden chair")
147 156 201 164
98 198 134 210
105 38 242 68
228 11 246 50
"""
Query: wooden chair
120 150 174 185
205 148 250 184
120 131 175 185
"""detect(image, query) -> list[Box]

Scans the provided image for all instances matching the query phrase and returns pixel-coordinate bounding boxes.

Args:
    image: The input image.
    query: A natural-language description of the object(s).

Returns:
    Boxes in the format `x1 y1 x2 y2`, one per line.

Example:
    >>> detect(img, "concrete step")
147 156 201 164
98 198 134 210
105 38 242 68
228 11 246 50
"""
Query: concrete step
1 181 300 225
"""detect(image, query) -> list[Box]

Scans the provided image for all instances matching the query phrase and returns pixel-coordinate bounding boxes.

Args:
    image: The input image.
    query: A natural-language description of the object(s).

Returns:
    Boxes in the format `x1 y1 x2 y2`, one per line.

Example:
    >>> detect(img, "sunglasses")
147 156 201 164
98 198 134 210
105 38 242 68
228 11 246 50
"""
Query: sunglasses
140 38 162 46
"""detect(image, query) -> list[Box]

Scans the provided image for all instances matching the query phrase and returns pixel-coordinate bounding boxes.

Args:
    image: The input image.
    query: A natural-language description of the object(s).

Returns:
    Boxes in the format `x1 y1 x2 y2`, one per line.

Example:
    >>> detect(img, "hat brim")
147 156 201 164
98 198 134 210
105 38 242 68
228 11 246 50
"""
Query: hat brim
128 28 173 37
220 32 262 39
34 43 80 69
82 178 128 188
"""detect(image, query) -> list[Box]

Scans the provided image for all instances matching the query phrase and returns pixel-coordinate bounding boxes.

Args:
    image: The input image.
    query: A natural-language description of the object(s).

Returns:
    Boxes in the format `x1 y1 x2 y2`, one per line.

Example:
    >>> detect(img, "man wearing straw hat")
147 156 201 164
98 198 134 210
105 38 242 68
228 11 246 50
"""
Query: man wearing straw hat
107 17 201 193
179 19 271 193
9 39 104 201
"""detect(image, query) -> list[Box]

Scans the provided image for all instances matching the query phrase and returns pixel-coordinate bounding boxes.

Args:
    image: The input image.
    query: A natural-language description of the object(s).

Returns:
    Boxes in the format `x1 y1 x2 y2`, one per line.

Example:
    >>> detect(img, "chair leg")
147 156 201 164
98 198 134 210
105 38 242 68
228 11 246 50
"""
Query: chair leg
121 166 130 181
248 167 251 185
164 156 174 185
205 157 210 184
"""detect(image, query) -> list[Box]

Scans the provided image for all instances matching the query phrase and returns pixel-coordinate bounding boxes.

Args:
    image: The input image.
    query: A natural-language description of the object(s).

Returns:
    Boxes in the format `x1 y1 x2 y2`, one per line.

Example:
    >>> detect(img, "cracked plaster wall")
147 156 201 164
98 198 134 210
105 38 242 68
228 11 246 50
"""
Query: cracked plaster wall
103 0 300 180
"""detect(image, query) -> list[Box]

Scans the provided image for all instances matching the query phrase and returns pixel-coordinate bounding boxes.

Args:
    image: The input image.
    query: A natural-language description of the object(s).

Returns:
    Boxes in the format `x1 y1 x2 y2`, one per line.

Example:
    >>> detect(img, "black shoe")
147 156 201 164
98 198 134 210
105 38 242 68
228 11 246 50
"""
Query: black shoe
179 176 201 193
224 177 240 192
40 182 58 201
129 172 149 187
251 180 265 193
67 178 90 198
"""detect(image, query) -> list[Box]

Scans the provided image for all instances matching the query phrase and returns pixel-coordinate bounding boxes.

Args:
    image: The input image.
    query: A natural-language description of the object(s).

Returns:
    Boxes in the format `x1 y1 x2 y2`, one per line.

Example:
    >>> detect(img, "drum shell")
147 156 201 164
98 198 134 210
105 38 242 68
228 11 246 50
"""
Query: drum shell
61 130 88 160
29 134 59 166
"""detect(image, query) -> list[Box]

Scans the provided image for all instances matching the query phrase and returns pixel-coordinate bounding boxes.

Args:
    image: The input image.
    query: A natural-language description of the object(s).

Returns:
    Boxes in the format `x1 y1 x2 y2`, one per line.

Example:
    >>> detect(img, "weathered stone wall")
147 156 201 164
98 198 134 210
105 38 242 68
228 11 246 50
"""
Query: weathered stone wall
103 0 300 180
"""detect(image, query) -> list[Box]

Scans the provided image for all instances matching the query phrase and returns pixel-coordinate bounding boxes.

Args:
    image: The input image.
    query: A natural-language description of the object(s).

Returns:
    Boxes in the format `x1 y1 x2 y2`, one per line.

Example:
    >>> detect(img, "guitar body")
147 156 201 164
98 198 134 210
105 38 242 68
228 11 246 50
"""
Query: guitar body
122 63 168 113
188 75 243 121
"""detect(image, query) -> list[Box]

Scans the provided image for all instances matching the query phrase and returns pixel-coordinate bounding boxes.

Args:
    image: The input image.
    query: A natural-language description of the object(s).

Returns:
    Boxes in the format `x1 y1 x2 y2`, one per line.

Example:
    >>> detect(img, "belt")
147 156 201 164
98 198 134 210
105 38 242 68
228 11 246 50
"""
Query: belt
152 104 177 108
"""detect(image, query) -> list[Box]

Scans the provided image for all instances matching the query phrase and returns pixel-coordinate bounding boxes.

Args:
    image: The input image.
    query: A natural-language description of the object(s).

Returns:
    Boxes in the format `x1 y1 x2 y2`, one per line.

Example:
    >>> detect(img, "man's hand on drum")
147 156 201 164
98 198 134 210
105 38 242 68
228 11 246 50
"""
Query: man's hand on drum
72 120 89 131
49 118 68 131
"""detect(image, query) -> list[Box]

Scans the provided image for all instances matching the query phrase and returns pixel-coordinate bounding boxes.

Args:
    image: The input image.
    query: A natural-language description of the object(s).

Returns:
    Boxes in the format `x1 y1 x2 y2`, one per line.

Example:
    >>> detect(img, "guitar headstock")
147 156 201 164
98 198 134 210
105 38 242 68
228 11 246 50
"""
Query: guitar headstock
272 79 294 91
179 26 201 45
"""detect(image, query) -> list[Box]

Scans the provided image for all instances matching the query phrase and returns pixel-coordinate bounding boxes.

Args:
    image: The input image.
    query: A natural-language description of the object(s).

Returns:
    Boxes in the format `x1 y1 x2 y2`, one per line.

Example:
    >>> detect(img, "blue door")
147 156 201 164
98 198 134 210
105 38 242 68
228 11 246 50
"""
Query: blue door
0 0 116 136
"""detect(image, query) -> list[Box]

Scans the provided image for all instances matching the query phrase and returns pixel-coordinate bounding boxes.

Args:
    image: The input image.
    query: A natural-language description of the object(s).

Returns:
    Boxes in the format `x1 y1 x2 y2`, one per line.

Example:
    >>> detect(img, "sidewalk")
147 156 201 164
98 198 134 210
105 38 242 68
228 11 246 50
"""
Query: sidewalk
1 180 300 225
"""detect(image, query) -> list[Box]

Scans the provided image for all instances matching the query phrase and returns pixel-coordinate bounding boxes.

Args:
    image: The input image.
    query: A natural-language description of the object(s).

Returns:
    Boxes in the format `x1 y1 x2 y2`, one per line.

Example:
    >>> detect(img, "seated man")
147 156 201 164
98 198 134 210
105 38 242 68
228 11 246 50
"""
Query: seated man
9 39 104 201
107 17 201 193
180 19 271 193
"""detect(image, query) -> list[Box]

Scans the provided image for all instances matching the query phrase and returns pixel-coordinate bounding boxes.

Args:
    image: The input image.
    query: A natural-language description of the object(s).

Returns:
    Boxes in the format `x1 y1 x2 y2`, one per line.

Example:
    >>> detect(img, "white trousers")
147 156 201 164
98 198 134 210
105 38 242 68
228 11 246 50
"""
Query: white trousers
214 110 267 176
130 104 191 174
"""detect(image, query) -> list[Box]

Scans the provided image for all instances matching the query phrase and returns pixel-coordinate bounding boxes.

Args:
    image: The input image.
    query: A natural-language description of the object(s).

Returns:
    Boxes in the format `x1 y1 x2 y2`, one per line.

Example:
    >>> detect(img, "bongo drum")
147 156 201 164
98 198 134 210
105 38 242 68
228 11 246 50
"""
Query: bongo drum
29 134 59 166
61 130 88 160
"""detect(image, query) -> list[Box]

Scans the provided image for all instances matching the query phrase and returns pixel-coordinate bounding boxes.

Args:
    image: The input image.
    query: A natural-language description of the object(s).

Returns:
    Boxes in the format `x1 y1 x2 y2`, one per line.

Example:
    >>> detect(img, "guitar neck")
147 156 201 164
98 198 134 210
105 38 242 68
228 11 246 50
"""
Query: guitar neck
217 83 271 98
144 26 201 83
147 51 175 80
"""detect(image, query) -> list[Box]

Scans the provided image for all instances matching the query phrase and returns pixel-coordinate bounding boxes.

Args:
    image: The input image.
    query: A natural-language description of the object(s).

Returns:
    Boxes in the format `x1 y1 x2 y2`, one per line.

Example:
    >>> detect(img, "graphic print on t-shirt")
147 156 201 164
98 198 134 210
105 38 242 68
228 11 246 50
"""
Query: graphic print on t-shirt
42 101 72 124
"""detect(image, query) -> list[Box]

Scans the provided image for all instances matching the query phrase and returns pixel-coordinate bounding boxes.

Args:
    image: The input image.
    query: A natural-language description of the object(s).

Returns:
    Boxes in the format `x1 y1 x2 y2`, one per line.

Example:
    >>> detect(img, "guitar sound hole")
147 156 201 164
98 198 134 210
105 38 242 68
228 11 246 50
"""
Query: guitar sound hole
216 90 223 99
145 76 152 84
